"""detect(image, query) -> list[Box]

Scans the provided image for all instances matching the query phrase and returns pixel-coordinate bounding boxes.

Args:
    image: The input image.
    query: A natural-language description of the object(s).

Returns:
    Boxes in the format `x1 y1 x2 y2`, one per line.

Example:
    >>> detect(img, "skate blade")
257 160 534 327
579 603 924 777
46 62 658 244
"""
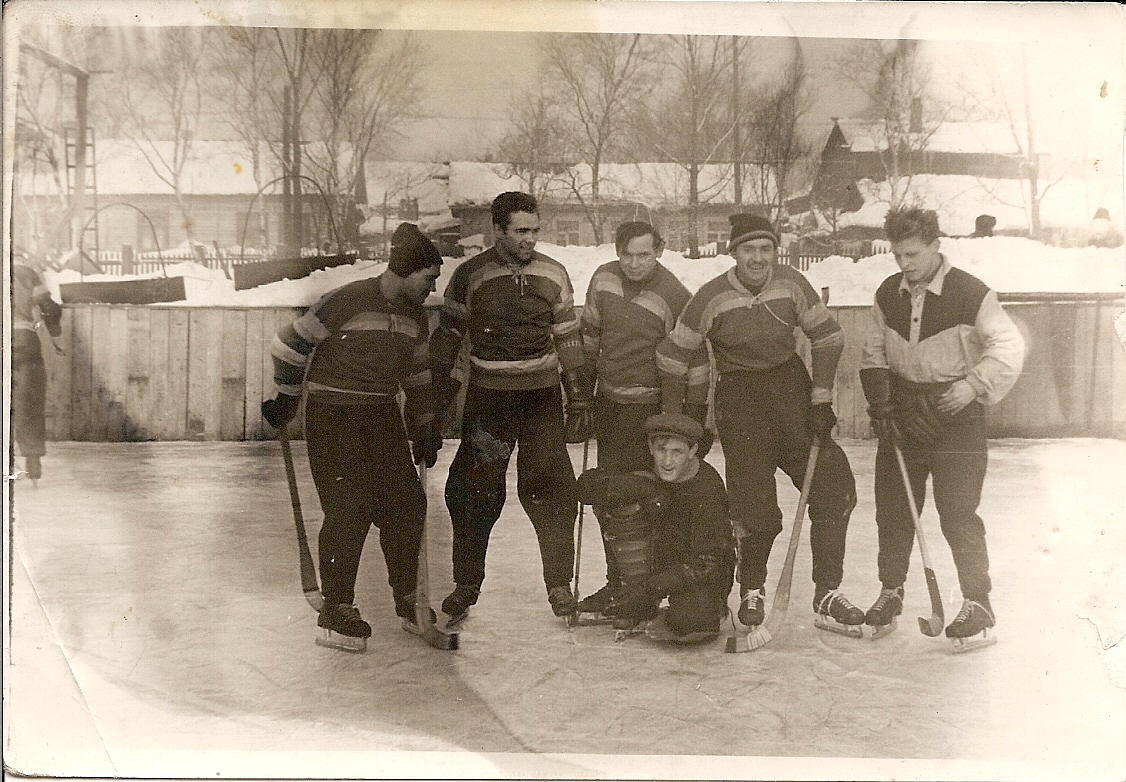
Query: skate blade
866 617 898 640
613 625 646 642
814 615 865 638
950 628 998 654
571 611 614 627
315 629 367 653
402 618 460 651
444 612 468 631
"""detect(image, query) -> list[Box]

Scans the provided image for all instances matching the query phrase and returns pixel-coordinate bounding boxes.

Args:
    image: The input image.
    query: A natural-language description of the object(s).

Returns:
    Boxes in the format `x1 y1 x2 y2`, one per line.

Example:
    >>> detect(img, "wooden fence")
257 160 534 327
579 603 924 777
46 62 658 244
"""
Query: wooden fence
40 297 1125 443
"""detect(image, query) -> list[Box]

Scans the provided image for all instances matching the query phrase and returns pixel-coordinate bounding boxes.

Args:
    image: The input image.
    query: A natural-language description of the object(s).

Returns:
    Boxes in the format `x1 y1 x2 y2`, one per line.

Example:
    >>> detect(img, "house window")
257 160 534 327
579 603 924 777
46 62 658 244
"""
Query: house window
557 220 582 246
706 221 728 245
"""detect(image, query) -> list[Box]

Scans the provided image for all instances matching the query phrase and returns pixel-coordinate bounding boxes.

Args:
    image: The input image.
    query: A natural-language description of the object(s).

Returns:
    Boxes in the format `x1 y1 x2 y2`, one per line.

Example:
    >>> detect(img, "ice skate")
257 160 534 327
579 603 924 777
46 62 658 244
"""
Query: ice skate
26 456 41 486
572 583 617 626
645 608 720 645
548 584 578 623
864 586 904 640
736 586 765 628
945 598 997 653
395 591 438 636
813 587 865 638
612 615 647 642
315 602 371 653
441 584 480 629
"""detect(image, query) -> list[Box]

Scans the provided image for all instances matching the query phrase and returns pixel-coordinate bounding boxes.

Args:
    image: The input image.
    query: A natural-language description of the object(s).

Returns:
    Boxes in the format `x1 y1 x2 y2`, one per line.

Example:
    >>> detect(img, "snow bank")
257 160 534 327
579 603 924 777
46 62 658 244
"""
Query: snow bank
42 236 1125 309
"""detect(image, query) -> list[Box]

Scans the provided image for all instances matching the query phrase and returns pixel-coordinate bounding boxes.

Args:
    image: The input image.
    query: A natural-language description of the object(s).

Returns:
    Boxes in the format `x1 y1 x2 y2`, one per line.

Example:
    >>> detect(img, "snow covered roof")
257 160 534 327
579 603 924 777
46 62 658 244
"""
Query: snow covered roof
819 175 1112 235
446 161 776 208
834 119 1021 156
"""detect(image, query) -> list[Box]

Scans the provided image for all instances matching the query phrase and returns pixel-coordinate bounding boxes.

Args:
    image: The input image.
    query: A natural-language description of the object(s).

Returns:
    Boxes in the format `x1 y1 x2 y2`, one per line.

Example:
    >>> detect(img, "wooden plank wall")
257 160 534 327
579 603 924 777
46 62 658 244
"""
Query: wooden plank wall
41 301 1126 442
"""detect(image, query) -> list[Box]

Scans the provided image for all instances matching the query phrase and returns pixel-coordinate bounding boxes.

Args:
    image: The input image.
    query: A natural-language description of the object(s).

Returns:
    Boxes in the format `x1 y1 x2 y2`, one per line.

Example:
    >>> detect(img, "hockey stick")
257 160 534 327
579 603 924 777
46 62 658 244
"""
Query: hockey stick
279 424 324 612
572 435 591 601
892 442 944 637
726 437 821 653
411 461 459 650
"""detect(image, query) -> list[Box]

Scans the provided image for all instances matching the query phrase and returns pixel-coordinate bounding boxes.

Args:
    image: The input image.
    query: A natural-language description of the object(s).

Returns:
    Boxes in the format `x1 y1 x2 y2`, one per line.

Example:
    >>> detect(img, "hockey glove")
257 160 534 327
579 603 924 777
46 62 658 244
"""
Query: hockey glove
898 393 944 447
809 403 838 438
262 394 300 429
867 402 901 444
684 403 714 459
859 368 900 444
411 419 443 468
563 367 595 444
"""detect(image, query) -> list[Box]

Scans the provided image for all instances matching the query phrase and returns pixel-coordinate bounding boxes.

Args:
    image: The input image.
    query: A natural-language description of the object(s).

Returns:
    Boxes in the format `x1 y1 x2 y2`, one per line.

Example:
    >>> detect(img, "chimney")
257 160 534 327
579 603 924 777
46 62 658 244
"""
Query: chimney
909 98 923 133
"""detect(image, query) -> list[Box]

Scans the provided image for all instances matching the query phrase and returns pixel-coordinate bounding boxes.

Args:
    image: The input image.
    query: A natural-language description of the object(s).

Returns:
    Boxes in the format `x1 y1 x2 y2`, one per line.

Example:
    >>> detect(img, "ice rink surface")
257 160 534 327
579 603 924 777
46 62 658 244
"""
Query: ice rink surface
5 438 1125 781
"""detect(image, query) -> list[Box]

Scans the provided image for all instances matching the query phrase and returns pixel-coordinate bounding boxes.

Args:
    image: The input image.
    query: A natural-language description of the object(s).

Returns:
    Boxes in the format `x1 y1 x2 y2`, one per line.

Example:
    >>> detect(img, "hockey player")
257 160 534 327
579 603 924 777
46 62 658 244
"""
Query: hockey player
576 413 734 644
262 223 444 652
11 249 63 483
656 213 865 638
859 208 1024 651
574 221 706 619
430 192 590 626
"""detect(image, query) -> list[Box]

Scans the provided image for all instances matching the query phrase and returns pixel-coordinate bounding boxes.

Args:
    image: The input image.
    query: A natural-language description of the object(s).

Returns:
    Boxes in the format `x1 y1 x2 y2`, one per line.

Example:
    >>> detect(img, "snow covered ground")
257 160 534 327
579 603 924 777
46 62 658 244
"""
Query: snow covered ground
6 438 1125 780
43 235 1126 310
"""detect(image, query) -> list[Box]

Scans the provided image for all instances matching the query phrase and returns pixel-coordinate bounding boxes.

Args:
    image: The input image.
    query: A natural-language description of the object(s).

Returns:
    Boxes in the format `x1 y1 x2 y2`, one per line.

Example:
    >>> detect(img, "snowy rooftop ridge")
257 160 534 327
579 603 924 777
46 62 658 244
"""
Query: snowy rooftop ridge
834 119 1022 155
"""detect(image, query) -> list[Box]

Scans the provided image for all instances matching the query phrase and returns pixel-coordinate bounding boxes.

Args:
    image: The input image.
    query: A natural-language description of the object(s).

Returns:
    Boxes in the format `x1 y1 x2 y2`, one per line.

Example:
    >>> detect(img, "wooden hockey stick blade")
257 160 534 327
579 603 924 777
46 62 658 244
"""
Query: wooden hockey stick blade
414 461 458 651
918 567 944 637
892 444 946 638
726 441 821 654
305 589 324 612
280 426 324 613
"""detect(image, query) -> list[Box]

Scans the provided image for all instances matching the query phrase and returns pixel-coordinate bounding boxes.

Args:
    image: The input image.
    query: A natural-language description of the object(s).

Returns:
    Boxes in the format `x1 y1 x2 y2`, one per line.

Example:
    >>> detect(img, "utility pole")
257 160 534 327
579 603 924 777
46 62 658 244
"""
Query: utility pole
731 36 743 207
20 43 89 254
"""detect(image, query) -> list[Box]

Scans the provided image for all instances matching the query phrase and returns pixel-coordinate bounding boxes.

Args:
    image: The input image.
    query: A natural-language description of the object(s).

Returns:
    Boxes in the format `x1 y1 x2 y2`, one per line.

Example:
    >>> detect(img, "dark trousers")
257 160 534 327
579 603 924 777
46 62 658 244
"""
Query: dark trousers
716 356 857 591
874 402 991 602
445 384 577 591
12 331 47 458
592 396 661 585
305 397 424 607
665 554 736 635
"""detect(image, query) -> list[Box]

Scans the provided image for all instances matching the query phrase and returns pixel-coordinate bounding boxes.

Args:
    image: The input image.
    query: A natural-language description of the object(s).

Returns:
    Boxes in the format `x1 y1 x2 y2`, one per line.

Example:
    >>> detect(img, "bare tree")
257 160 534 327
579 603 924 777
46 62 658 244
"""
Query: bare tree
635 35 736 257
837 39 945 210
954 41 1090 238
741 51 814 223
495 76 570 202
206 27 281 250
541 33 651 244
102 27 207 256
301 29 424 251
13 44 72 258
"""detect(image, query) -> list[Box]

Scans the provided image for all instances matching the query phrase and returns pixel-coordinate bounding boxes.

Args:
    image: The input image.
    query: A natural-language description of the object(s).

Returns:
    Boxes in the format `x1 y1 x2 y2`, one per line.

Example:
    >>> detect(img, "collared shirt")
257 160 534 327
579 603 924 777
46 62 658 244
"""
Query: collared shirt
860 257 1024 404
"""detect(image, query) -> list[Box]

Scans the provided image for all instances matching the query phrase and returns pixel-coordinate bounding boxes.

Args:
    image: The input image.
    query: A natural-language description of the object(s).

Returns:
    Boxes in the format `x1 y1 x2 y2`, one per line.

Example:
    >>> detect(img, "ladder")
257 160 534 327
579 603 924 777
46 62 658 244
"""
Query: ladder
65 125 100 264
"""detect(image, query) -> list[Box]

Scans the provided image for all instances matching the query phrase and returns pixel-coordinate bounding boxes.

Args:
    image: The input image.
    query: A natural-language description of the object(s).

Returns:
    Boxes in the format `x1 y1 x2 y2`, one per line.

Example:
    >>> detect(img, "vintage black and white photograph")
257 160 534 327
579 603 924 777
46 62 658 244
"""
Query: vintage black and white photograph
4 1 1125 779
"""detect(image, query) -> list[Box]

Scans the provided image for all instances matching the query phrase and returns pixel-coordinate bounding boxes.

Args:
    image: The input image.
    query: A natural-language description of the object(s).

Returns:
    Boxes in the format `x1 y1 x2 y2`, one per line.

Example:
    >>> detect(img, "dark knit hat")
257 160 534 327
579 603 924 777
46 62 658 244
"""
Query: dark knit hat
389 223 442 276
644 412 704 447
728 213 779 250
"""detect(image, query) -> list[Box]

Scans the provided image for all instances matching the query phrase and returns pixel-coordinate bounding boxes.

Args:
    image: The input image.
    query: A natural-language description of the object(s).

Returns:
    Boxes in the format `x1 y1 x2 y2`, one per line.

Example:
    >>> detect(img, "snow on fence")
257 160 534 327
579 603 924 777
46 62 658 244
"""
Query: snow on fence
42 298 1125 443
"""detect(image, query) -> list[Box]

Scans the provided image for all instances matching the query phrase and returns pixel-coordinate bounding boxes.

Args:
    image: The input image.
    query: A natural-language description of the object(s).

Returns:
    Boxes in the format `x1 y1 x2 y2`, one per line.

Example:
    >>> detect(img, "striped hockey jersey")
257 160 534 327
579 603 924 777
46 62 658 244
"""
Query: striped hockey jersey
581 261 700 404
435 245 584 391
270 275 435 426
657 264 844 406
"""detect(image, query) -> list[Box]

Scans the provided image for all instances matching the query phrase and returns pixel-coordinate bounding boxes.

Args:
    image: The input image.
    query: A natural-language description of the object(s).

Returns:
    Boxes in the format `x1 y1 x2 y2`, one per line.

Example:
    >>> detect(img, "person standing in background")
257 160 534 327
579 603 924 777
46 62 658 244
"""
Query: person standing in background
11 249 63 482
